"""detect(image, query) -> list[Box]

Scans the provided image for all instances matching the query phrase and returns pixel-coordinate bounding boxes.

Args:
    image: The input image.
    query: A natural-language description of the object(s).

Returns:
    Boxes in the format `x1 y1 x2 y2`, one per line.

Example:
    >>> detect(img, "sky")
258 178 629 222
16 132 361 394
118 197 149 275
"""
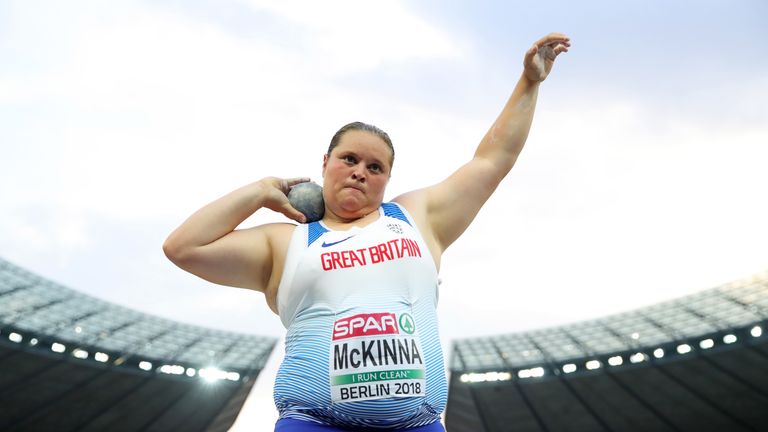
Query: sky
2 0 767 429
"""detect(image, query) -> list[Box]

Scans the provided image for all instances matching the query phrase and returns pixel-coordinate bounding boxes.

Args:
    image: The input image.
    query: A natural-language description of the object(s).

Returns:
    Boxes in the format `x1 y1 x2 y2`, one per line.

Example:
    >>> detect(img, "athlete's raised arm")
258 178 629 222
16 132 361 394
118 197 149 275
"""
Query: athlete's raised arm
395 33 570 263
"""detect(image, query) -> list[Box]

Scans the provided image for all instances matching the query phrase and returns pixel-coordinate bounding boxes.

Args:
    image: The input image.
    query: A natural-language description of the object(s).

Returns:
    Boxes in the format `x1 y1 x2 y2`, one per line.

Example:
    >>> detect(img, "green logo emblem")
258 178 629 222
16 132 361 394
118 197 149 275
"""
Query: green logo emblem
399 313 416 334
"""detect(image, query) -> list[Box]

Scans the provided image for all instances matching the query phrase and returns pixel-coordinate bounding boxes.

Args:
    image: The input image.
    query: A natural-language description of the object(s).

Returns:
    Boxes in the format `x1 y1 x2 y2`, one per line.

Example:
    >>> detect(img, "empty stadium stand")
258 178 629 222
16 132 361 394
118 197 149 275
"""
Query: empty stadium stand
0 257 277 432
448 271 768 432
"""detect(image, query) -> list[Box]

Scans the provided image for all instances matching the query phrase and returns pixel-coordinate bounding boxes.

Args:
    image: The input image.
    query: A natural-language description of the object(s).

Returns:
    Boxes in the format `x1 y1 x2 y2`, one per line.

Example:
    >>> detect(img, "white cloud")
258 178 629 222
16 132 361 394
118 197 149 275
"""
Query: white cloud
240 0 463 73
1 0 468 226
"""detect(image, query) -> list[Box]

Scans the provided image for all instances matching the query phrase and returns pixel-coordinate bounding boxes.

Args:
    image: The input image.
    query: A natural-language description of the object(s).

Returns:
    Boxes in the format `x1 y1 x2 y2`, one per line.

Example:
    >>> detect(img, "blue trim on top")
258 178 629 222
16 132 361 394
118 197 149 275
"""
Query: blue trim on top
307 222 329 247
382 202 412 226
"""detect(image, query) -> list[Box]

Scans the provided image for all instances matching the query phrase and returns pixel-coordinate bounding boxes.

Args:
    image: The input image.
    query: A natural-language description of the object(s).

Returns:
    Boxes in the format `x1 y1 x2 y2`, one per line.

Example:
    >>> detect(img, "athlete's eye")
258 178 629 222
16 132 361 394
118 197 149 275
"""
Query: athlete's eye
368 164 382 174
343 155 357 164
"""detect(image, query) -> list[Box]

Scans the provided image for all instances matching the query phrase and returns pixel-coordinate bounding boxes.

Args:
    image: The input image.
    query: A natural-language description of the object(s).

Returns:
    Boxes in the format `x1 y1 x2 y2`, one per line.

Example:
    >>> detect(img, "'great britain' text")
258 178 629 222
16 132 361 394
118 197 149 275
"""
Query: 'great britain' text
320 238 421 271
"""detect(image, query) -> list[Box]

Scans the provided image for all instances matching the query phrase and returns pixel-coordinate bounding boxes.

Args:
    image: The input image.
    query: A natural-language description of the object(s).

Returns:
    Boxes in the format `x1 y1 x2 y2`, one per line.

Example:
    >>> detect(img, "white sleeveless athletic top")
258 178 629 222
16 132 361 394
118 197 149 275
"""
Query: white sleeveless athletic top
274 202 447 428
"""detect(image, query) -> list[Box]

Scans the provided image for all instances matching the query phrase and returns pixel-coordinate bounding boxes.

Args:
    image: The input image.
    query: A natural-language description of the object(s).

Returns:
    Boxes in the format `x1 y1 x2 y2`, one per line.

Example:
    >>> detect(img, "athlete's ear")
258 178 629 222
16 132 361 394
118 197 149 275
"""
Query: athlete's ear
322 154 329 177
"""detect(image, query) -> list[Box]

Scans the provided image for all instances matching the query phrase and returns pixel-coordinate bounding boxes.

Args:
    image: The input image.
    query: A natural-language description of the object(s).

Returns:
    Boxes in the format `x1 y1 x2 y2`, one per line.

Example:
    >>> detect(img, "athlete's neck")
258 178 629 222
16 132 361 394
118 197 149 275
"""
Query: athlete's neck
322 207 380 230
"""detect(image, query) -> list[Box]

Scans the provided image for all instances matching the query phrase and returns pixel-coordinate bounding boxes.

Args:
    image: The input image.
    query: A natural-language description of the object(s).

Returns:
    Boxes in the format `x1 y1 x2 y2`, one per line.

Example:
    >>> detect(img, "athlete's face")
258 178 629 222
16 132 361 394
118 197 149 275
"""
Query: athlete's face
322 130 392 221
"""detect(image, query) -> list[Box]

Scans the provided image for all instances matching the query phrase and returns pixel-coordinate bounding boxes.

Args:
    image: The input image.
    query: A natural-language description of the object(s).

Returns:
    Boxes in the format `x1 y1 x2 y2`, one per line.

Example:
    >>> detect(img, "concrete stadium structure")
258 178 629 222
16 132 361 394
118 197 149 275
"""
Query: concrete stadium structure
448 271 768 432
0 257 277 432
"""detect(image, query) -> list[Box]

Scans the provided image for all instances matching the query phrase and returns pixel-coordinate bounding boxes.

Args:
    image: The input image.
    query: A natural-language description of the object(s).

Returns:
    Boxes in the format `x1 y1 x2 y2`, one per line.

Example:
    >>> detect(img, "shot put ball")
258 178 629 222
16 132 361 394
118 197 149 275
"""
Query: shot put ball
288 181 325 223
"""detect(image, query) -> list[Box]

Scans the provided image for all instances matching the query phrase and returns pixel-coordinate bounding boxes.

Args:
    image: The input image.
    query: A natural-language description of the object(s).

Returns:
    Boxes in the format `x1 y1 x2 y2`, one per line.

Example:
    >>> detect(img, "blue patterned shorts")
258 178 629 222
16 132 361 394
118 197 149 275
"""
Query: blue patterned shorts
275 418 446 432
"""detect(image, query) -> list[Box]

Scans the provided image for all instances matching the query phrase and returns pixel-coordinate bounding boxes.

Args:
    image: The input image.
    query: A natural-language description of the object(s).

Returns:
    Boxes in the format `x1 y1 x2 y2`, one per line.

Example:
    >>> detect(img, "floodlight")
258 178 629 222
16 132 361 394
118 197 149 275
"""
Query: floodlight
523 367 544 378
485 371 510 381
459 372 511 383
585 360 601 370
160 364 185 375
200 367 227 382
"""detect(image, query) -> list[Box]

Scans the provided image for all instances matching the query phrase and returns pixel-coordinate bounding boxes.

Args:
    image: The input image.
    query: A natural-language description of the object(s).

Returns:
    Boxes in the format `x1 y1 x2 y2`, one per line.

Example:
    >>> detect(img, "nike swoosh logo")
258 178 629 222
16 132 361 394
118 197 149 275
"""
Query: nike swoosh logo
321 236 355 248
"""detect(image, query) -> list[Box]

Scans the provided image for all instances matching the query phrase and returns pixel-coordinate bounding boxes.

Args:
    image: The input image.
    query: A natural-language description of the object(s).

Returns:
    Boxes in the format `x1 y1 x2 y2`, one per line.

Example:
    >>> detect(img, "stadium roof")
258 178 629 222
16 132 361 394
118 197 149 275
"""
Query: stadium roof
0 256 276 377
451 271 768 372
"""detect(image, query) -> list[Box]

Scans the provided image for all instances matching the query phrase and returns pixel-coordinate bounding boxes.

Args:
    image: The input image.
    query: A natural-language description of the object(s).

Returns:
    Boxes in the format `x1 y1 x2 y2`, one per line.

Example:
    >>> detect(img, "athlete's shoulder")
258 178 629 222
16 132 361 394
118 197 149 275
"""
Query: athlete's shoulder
259 221 300 236
392 190 428 222
255 222 300 250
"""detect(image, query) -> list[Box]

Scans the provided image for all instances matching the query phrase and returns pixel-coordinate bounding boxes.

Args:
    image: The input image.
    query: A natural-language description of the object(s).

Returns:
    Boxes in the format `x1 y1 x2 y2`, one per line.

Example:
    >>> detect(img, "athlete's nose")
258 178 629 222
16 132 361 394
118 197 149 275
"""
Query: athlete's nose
351 168 366 183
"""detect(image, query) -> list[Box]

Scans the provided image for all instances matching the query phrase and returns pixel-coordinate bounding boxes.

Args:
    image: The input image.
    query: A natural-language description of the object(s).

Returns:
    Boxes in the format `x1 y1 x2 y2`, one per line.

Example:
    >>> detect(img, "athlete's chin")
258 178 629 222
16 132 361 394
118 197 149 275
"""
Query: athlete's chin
337 196 363 208
337 207 370 220
338 188 366 202
335 202 375 219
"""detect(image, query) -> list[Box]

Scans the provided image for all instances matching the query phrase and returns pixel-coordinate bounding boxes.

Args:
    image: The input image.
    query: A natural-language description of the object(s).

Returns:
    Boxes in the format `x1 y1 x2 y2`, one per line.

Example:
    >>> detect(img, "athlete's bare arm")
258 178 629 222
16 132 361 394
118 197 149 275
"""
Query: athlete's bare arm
163 177 307 302
395 33 570 264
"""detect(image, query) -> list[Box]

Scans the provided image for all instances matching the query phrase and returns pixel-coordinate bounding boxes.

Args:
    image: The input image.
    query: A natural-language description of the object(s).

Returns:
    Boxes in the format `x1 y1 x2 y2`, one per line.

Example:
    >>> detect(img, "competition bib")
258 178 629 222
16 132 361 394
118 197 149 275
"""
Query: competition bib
330 311 426 403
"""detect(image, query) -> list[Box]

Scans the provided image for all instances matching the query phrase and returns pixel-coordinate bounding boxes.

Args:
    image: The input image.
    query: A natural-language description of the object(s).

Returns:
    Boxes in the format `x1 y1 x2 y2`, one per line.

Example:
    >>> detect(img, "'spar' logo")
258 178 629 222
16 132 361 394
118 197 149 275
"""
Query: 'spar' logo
333 313 399 341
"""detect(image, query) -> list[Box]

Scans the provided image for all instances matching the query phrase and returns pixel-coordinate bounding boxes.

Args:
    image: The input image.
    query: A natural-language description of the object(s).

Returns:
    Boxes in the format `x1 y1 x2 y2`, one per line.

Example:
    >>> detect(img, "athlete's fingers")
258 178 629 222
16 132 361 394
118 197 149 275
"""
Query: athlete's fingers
285 177 311 188
281 202 307 224
553 43 569 55
277 177 311 195
533 32 570 49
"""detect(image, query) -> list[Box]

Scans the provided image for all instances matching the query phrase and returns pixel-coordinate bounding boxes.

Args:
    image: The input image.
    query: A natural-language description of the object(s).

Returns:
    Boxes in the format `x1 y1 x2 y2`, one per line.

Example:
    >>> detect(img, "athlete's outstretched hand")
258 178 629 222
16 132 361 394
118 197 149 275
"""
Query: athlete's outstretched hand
523 32 570 83
259 176 310 223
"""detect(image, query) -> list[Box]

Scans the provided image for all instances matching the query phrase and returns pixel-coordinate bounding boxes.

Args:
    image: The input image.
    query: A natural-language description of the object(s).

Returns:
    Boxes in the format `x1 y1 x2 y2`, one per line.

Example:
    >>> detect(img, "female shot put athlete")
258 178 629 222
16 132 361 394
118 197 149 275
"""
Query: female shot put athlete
164 33 570 431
